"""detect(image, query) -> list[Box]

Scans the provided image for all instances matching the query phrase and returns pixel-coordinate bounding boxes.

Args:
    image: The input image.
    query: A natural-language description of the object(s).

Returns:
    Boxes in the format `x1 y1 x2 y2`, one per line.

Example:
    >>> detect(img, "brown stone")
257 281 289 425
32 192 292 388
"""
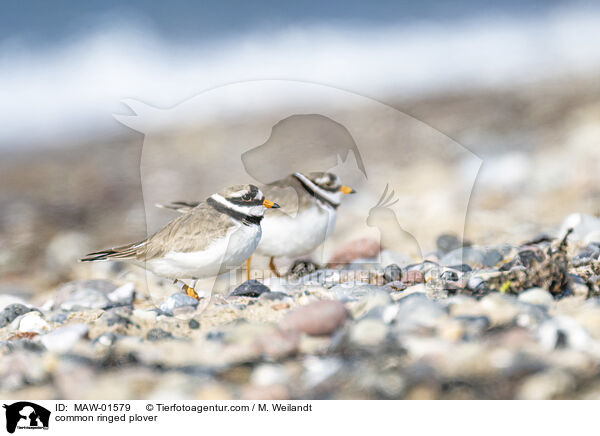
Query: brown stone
280 300 349 336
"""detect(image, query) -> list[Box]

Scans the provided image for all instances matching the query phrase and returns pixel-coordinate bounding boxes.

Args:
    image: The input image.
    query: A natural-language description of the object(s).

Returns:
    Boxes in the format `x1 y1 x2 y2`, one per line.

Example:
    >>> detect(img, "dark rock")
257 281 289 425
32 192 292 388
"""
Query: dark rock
188 319 200 329
383 264 402 283
146 328 173 341
0 304 33 328
230 280 271 297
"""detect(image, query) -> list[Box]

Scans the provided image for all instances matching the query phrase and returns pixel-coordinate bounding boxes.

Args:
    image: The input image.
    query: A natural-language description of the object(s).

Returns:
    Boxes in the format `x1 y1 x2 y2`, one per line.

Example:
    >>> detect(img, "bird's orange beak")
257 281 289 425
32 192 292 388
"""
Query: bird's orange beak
263 198 280 208
340 185 356 194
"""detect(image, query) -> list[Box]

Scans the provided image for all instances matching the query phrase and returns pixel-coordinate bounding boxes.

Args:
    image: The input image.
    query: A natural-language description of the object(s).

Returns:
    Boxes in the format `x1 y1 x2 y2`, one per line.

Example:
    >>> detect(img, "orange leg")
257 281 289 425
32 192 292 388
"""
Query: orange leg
269 256 281 277
246 256 251 281
173 279 200 300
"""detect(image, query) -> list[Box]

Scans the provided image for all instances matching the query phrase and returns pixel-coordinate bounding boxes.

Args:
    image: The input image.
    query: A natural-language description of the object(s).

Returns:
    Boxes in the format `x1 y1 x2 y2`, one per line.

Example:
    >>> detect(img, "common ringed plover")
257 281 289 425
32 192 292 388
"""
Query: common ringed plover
81 185 279 299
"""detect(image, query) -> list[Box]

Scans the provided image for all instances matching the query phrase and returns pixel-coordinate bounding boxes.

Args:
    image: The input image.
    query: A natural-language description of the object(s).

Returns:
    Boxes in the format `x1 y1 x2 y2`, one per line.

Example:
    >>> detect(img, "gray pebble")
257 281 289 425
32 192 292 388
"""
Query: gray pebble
55 280 115 311
0 304 33 328
383 264 402 283
107 283 136 306
146 328 173 341
394 293 448 331
436 233 461 254
330 282 382 302
40 324 89 353
159 293 199 316
49 312 68 324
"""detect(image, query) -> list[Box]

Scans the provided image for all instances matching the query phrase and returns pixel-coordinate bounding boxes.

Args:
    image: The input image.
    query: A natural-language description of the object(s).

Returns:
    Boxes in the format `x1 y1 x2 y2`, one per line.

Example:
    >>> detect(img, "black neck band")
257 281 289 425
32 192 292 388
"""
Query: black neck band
207 197 263 226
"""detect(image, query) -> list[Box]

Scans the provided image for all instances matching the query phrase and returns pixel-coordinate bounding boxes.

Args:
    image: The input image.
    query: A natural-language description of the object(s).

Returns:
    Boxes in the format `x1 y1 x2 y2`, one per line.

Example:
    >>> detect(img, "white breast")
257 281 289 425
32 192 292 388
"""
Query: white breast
256 204 336 258
144 222 261 279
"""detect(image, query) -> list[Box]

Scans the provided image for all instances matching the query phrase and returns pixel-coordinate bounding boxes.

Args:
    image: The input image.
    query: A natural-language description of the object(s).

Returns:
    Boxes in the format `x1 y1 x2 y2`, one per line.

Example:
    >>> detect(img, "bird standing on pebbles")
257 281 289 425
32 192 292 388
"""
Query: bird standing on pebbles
81 185 279 299
158 172 354 277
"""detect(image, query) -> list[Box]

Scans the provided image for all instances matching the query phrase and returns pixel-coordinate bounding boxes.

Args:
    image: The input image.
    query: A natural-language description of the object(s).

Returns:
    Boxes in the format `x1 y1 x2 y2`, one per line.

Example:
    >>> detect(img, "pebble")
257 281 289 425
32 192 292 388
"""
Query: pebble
0 304 33 328
94 332 118 347
538 317 593 351
328 238 380 265
518 288 554 307
436 233 462 255
18 312 50 333
49 312 68 324
331 282 383 302
479 293 520 326
250 364 288 386
349 319 388 347
394 293 448 331
107 283 136 306
188 319 201 329
230 280 271 297
40 324 89 353
350 291 392 319
159 293 199 316
54 280 115 311
383 264 402 283
281 300 348 336
517 370 575 400
146 328 173 341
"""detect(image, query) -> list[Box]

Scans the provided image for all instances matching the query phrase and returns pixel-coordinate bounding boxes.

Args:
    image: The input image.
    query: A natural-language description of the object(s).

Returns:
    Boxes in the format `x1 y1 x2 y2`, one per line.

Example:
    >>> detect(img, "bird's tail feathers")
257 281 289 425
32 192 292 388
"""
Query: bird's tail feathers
80 241 144 262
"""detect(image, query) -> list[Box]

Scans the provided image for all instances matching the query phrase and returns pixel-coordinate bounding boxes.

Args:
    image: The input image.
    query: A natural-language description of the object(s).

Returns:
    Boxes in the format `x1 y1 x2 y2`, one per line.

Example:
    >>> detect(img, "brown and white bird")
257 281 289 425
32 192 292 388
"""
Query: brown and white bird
81 185 279 298
157 172 354 277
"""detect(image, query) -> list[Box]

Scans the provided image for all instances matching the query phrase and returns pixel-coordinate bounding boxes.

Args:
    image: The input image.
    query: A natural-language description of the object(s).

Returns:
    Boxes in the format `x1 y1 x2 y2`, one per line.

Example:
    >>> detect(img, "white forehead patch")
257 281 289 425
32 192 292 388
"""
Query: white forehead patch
229 189 249 197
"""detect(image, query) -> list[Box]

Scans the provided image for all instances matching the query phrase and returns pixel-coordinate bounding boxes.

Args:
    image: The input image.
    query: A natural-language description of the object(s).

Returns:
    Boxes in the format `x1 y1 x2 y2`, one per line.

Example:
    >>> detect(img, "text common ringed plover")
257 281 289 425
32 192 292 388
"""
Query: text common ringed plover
81 185 279 299
158 172 354 277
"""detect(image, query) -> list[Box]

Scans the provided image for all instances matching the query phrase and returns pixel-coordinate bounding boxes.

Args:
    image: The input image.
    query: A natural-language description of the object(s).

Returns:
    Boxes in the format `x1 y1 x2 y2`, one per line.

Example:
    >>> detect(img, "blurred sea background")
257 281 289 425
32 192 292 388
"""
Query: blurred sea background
1 0 600 295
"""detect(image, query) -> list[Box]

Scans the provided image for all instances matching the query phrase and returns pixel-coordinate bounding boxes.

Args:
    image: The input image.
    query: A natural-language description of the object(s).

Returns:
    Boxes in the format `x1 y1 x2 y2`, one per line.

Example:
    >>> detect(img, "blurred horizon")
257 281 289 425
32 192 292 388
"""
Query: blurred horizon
2 0 600 148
